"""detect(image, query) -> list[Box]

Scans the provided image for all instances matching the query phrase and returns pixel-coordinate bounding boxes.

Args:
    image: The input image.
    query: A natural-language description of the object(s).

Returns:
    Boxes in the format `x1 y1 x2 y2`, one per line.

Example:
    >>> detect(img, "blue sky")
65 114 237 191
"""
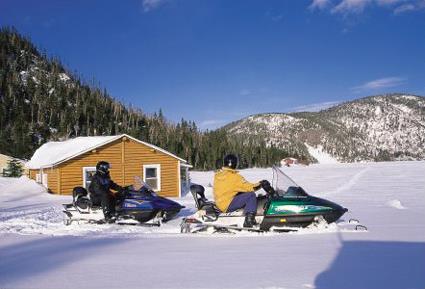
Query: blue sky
1 0 424 129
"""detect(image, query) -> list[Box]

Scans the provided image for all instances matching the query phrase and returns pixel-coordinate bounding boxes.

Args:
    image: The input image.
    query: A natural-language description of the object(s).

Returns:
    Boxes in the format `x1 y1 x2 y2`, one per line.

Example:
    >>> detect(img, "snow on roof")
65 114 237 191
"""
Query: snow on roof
26 134 186 169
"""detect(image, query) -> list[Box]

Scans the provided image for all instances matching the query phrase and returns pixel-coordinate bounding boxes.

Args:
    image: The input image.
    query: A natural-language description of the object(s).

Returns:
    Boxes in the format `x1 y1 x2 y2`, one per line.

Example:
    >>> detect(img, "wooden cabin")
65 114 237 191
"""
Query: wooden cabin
25 134 191 197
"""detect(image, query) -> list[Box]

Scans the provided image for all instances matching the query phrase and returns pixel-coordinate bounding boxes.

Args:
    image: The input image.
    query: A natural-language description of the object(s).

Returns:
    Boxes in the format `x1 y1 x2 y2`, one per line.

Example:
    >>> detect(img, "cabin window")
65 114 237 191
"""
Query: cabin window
35 173 41 183
143 164 161 191
82 167 96 189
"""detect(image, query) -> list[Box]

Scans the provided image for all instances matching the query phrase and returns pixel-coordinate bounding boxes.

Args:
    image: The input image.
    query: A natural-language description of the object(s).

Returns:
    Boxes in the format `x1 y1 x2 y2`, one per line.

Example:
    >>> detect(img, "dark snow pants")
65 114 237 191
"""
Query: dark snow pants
227 192 257 214
91 192 117 219
101 193 116 219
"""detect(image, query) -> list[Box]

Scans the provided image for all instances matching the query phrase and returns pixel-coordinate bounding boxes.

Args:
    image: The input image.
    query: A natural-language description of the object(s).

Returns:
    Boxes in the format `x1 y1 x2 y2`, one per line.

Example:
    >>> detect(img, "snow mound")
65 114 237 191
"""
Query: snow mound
305 144 339 164
386 199 406 210
1 176 47 196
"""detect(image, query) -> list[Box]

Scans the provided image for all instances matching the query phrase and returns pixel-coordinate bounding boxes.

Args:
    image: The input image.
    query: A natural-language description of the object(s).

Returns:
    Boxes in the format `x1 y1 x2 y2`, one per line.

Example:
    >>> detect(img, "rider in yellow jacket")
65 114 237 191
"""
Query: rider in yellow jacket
213 154 265 227
214 167 259 212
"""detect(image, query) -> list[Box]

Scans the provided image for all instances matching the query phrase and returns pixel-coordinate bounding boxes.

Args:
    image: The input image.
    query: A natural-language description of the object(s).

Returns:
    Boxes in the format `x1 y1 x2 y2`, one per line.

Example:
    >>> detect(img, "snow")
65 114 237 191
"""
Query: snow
386 199 406 210
374 105 382 116
399 95 419 101
305 144 339 164
25 135 120 169
19 70 29 84
59 73 70 82
1 161 425 289
26 134 187 169
390 103 412 114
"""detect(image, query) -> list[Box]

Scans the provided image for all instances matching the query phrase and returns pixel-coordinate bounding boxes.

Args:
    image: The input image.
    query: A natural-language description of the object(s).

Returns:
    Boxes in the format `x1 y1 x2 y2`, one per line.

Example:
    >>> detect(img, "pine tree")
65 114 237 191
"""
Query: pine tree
0 27 292 170
3 159 23 177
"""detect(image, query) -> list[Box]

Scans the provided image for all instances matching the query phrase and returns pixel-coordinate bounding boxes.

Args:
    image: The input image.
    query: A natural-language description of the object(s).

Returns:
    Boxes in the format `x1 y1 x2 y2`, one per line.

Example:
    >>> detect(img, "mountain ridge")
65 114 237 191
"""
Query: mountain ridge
224 93 425 162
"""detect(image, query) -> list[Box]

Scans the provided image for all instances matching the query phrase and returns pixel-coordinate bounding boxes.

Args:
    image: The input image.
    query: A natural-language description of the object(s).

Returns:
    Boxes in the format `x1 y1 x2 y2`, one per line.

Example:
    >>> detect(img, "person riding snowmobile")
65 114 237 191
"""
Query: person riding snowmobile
213 154 267 228
88 161 123 222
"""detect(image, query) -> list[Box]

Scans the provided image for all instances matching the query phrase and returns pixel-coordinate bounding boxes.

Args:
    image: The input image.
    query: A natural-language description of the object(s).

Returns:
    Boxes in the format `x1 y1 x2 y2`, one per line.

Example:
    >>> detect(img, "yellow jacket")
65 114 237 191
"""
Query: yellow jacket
213 167 259 212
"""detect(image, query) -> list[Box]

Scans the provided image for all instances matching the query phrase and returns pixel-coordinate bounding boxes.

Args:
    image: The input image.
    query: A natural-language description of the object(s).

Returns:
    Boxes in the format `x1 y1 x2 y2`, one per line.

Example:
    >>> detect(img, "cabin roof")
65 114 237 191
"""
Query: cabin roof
26 134 187 169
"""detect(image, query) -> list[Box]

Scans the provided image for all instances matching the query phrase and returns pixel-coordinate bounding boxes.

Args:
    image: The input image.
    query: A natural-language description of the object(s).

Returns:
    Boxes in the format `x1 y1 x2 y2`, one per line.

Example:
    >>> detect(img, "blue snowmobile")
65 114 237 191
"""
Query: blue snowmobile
63 177 184 226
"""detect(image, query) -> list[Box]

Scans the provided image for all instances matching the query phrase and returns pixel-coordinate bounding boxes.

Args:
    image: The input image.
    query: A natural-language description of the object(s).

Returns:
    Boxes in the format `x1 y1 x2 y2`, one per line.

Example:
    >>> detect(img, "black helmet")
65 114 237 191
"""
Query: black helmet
96 161 111 175
223 154 238 169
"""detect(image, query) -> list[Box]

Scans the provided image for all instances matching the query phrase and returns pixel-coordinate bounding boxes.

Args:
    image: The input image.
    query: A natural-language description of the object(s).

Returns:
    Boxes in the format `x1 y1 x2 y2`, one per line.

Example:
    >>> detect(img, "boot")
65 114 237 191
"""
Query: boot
243 213 257 228
105 216 116 224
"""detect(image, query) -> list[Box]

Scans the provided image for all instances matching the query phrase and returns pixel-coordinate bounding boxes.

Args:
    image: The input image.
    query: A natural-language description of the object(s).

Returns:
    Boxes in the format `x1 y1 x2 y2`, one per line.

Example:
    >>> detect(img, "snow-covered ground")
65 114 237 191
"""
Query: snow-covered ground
305 144 339 164
1 161 425 289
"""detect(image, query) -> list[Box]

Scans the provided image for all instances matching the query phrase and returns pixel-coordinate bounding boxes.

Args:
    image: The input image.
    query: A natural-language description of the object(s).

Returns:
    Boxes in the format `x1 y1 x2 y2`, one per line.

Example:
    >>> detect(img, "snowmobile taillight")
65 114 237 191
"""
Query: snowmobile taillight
184 218 201 224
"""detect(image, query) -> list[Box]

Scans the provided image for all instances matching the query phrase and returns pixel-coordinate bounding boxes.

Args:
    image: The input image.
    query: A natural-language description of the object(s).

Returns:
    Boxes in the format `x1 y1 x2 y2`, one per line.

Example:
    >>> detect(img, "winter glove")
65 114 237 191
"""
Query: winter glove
260 180 270 188
260 180 275 195
253 183 262 191
254 180 268 191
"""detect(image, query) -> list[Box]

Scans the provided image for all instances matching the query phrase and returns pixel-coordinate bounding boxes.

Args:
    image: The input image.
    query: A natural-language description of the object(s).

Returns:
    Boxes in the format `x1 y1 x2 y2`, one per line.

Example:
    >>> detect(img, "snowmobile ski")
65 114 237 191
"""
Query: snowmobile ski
180 218 264 234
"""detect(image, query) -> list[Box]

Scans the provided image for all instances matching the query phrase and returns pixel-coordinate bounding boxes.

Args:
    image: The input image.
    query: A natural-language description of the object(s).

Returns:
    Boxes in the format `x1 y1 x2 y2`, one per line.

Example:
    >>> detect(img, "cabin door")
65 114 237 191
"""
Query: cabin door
41 173 48 187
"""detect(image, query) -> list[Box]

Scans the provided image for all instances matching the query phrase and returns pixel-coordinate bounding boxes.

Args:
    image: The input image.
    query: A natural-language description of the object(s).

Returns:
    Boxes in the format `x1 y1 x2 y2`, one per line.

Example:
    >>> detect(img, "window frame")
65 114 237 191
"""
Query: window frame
143 164 161 192
82 167 97 189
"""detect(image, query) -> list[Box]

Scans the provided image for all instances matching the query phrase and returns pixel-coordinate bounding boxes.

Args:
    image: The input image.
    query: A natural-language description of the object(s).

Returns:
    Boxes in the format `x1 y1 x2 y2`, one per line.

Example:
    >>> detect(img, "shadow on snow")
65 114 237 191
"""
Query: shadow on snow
0 236 124 286
315 240 425 289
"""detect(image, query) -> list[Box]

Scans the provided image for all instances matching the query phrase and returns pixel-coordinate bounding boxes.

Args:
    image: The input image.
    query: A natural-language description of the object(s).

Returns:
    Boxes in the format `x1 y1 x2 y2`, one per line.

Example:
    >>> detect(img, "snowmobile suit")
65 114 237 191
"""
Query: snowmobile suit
88 172 122 219
213 167 259 212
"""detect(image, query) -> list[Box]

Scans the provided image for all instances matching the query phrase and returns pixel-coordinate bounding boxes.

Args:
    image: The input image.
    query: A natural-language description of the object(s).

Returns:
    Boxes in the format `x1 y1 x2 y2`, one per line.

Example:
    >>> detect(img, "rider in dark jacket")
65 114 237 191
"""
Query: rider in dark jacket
89 161 123 222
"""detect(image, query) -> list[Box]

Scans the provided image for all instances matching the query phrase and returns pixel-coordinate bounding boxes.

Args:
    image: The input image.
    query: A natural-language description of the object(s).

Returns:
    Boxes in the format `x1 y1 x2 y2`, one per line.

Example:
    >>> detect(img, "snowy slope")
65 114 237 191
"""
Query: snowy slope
225 94 425 162
1 162 425 289
305 144 339 164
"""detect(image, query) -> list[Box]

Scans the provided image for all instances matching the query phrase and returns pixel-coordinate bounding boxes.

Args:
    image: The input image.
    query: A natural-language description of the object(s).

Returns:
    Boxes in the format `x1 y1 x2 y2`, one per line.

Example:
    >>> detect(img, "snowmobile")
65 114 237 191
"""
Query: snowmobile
62 177 184 226
181 166 353 233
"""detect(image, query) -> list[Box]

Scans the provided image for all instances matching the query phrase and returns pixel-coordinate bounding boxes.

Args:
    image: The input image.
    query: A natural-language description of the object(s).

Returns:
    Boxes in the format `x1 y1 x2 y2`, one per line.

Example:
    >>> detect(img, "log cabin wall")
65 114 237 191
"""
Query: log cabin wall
28 136 181 197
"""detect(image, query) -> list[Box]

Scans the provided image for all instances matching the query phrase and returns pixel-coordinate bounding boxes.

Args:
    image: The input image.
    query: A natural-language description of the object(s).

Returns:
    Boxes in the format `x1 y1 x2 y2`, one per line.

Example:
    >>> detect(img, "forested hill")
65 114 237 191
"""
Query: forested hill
0 27 289 170
225 94 425 162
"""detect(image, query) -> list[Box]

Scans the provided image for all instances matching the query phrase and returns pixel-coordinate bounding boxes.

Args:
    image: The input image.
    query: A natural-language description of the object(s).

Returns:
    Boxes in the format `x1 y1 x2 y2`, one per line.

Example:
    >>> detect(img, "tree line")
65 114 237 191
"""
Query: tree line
0 27 289 170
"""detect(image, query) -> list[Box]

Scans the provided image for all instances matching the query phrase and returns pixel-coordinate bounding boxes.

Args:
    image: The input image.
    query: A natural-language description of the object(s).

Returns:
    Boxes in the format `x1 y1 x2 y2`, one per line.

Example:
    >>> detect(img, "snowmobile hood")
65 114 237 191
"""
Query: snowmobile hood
266 195 347 217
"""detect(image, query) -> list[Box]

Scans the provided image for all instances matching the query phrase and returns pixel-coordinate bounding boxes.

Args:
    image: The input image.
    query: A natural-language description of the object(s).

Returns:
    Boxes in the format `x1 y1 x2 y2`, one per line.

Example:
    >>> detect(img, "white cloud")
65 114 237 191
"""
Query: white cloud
394 3 417 12
331 0 372 14
291 101 341 112
199 119 227 130
394 1 425 13
376 0 405 6
142 0 167 12
309 0 332 10
352 76 407 91
309 0 425 14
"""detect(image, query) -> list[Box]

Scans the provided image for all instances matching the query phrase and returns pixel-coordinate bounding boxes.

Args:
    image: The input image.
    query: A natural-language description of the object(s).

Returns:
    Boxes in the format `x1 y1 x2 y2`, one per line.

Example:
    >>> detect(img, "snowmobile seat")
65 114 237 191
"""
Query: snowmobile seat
73 186 88 201
190 184 221 214
72 187 93 211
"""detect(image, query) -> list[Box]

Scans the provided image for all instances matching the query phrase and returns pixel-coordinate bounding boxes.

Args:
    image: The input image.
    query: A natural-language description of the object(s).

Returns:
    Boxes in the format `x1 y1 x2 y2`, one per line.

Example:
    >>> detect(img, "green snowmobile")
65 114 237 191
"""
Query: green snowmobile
181 166 352 233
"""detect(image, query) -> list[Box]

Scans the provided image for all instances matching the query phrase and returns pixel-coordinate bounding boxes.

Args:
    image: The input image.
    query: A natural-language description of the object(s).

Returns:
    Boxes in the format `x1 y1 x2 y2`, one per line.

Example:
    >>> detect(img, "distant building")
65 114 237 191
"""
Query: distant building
281 157 298 167
0 153 27 176
26 134 191 197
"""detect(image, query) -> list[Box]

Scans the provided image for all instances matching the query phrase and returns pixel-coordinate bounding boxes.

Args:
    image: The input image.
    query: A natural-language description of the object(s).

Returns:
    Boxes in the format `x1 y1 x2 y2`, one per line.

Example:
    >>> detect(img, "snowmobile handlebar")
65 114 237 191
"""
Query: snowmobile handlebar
258 180 277 197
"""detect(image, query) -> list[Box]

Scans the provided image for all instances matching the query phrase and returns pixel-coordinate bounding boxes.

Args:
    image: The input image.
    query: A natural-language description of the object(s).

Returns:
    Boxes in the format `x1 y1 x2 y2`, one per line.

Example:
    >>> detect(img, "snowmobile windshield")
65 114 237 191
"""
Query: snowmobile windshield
131 176 158 196
272 166 309 198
